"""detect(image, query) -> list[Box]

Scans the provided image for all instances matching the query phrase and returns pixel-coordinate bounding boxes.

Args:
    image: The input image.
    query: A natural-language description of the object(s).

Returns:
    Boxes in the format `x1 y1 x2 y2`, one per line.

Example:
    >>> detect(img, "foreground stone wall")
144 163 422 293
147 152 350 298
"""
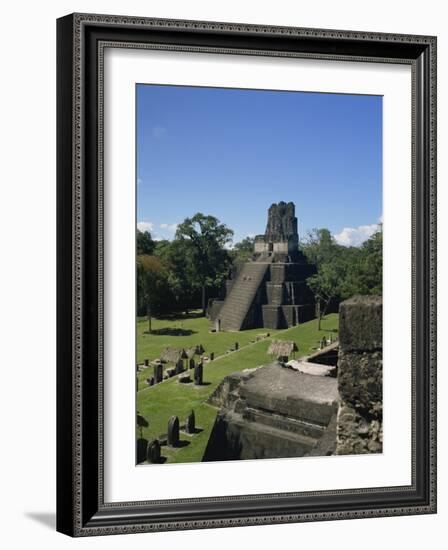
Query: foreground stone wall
336 295 383 455
204 364 339 461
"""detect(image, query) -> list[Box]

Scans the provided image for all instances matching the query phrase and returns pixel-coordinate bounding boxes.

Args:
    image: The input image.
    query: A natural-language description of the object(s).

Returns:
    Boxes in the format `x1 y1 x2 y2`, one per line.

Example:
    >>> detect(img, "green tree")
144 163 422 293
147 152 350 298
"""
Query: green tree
155 239 200 314
302 227 383 329
230 236 255 272
137 229 155 255
356 230 383 295
175 213 234 315
301 228 335 266
307 260 345 330
137 255 170 332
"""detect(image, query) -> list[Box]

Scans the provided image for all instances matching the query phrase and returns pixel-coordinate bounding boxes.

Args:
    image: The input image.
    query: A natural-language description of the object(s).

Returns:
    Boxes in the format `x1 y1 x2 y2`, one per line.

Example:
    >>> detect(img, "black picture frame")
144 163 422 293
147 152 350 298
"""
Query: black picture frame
57 13 437 537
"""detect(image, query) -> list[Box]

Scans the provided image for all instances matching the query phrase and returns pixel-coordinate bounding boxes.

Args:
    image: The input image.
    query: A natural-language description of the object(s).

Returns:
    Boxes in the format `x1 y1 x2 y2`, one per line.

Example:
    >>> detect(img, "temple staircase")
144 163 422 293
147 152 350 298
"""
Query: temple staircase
217 257 272 331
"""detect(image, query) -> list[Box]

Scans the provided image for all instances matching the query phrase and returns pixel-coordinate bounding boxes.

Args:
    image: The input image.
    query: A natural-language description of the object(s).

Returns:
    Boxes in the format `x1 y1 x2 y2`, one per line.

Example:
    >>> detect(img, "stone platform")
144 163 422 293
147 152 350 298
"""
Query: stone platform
204 363 339 461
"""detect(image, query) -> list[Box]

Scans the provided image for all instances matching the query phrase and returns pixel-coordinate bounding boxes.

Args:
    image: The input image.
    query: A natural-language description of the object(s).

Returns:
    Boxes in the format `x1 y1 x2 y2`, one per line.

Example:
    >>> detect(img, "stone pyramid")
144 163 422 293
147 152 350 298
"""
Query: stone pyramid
210 202 315 331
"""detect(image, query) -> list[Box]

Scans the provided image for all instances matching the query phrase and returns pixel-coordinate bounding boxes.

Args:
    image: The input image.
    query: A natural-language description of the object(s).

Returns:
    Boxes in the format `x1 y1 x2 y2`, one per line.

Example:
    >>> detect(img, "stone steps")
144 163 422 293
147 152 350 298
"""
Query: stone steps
242 406 325 439
218 259 271 331
226 410 319 456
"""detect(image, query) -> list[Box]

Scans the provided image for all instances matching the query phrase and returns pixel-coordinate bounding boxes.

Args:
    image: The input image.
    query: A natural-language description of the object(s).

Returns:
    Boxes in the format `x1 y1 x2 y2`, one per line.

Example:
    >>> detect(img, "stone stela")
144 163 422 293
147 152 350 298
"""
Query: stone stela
194 362 203 385
185 410 196 434
167 416 180 447
210 201 316 331
147 439 161 463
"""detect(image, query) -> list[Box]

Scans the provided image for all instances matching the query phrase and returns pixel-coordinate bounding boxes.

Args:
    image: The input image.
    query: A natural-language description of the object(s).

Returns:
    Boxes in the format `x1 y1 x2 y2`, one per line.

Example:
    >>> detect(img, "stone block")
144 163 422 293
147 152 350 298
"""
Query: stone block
336 403 383 455
261 305 280 329
266 282 284 305
339 295 382 352
338 350 382 411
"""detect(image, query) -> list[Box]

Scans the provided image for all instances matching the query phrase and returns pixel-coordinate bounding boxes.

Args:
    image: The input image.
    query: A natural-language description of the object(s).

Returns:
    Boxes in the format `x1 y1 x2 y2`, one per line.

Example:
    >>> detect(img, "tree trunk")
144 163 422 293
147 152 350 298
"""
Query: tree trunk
147 304 152 333
317 300 322 331
201 285 207 316
318 299 331 331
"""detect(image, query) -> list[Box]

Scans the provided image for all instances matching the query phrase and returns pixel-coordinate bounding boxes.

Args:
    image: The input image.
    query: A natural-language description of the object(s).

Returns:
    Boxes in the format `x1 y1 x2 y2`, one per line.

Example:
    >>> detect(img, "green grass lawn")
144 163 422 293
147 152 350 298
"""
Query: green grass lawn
136 313 339 465
136 313 280 389
136 312 277 362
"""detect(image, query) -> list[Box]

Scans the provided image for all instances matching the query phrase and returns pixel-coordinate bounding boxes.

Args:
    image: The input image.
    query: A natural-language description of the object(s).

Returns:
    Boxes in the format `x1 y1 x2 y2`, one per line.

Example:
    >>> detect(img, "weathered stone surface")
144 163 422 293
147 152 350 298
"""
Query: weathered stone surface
144 358 149 366
265 201 298 240
185 410 195 434
146 376 154 386
287 360 336 377
240 363 338 426
178 374 191 384
336 295 383 456
203 412 320 461
339 295 382 352
166 367 175 378
147 439 161 463
207 369 257 408
204 363 339 461
167 416 179 447
336 404 382 455
338 350 382 411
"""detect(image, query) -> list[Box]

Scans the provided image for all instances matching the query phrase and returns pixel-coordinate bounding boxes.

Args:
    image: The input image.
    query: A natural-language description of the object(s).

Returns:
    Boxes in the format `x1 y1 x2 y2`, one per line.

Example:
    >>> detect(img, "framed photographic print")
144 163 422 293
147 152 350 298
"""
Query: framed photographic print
56 13 437 536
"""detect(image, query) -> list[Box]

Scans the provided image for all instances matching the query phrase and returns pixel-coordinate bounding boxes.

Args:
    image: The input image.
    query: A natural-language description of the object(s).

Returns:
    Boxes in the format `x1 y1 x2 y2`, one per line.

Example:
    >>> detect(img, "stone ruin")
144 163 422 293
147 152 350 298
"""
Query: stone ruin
203 295 382 461
209 201 315 331
204 363 339 460
336 295 382 454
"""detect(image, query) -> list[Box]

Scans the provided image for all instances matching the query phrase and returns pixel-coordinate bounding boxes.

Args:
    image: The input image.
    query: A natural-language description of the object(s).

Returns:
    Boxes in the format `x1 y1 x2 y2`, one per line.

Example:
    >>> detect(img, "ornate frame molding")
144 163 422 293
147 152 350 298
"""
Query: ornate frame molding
57 13 437 537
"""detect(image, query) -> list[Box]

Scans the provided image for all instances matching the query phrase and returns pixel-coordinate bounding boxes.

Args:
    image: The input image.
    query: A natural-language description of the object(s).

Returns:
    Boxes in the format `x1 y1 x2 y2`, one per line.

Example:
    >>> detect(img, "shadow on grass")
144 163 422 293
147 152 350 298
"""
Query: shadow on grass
144 328 197 336
156 311 205 320
182 427 203 435
168 440 191 449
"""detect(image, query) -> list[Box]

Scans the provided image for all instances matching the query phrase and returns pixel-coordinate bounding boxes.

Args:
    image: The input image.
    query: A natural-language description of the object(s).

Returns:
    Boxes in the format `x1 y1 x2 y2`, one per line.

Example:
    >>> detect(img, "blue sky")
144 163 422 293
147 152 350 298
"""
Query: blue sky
136 84 382 247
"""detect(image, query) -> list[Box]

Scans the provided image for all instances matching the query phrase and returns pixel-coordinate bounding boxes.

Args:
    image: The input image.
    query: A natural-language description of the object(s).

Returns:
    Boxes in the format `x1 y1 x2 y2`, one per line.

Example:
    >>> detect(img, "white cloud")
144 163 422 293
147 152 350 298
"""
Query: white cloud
160 223 178 233
137 221 154 233
152 126 167 139
333 223 380 247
